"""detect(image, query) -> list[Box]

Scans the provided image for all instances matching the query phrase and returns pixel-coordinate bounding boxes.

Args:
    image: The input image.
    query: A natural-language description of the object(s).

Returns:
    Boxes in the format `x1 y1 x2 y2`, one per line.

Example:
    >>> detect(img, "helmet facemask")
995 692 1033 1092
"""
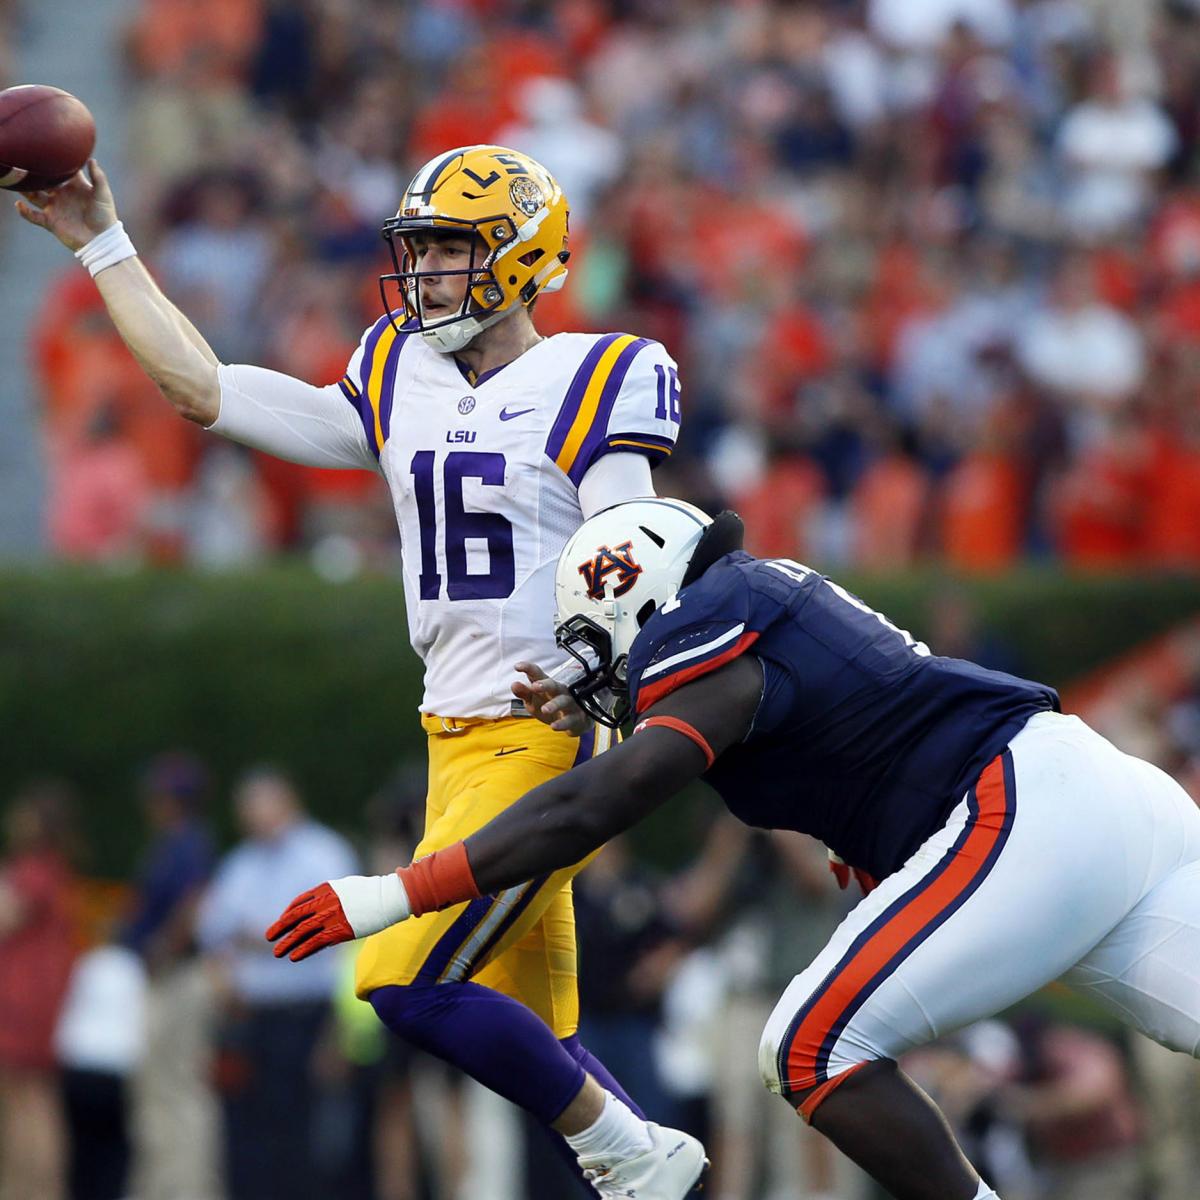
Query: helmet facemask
555 612 632 728
379 217 518 353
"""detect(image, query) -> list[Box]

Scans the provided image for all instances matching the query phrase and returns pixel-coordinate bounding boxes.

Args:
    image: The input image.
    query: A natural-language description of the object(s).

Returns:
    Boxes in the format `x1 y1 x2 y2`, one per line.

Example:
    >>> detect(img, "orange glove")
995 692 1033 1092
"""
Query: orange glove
827 850 879 896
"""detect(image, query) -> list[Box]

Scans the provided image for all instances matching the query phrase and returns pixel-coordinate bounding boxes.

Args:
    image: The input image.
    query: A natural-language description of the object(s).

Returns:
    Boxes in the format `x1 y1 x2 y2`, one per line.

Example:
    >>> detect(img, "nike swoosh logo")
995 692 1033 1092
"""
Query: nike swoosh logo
498 407 535 421
494 746 528 757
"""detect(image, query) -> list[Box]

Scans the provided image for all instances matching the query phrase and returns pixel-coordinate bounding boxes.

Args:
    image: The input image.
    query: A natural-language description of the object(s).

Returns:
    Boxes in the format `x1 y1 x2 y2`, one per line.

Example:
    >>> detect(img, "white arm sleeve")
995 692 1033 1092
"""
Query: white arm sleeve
578 452 656 519
209 363 378 470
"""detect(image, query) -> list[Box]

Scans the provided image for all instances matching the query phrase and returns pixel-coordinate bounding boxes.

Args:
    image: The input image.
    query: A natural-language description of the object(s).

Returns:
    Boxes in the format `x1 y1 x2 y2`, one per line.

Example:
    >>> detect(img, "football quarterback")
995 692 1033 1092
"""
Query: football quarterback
20 148 705 1197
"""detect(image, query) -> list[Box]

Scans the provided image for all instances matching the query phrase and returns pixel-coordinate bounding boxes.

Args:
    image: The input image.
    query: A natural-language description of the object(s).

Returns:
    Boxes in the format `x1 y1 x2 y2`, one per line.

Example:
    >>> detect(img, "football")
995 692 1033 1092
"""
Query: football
0 84 95 192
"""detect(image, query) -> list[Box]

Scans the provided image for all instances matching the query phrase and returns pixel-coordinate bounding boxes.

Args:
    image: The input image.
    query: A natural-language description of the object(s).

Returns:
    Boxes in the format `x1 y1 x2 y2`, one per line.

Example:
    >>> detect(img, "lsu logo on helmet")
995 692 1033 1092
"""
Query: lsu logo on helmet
579 541 642 601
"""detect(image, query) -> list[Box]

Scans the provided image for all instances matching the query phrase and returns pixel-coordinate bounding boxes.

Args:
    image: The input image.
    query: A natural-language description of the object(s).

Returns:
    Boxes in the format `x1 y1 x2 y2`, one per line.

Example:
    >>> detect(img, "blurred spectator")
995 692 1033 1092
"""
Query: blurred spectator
903 1021 1035 1200
699 824 864 1200
1006 1019 1145 1200
45 402 152 562
336 767 467 1200
154 174 273 363
54 938 146 1200
497 75 623 225
27 0 1200 569
0 780 80 1200
523 832 688 1198
575 836 687 1123
869 0 1016 52
1015 254 1145 415
122 752 222 1200
1132 1034 1200 1200
184 443 281 567
1056 51 1177 237
196 765 357 1200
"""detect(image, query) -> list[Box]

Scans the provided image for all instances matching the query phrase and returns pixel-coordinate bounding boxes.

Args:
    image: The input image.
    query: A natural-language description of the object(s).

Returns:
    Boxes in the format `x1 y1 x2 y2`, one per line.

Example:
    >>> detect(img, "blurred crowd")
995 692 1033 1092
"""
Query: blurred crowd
23 0 1200 573
1 592 1199 1200
11 1 1200 1196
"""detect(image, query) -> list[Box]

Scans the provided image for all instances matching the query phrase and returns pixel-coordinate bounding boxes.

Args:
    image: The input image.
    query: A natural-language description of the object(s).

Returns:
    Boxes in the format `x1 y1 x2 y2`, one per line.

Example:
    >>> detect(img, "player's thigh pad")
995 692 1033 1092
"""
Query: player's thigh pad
355 720 614 1000
759 712 1192 1105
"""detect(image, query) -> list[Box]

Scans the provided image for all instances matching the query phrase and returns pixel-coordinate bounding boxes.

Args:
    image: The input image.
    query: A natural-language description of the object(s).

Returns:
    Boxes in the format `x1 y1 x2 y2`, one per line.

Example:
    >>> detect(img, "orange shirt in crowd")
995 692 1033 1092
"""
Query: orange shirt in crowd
1052 443 1149 567
126 0 263 81
1143 432 1200 566
735 456 825 560
34 271 203 492
940 451 1025 572
852 452 930 570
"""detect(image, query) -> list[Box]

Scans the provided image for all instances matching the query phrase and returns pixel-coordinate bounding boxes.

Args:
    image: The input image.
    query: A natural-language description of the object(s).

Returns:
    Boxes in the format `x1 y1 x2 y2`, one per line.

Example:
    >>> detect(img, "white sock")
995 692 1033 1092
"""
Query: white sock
564 1090 653 1164
973 1182 1001 1199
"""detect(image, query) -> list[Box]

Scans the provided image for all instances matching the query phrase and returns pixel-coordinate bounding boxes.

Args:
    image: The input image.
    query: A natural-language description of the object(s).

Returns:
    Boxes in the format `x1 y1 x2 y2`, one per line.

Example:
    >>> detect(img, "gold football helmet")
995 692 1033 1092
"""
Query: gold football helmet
380 145 570 352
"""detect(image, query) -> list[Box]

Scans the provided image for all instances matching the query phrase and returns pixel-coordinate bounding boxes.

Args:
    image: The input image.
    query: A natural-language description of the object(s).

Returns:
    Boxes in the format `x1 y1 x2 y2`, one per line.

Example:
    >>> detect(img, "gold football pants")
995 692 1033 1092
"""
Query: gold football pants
354 714 615 1038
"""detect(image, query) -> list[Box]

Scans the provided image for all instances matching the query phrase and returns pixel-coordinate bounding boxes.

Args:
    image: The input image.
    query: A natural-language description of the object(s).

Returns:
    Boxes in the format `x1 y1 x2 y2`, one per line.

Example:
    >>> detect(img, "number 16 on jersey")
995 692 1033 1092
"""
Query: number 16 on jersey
410 450 516 601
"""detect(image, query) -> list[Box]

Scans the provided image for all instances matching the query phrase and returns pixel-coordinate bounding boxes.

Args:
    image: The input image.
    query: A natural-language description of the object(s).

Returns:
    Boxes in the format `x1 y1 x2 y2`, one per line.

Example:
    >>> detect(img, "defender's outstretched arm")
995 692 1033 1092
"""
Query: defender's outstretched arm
266 654 763 961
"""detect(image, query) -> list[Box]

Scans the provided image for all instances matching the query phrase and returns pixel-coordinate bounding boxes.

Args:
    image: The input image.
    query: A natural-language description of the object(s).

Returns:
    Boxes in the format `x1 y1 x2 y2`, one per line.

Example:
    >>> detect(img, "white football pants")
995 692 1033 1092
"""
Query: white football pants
759 711 1200 1106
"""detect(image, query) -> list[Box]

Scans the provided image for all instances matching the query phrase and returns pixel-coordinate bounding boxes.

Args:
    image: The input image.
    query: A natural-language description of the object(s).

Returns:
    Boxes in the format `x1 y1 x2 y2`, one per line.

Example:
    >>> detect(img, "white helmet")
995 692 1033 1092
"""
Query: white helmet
554 499 745 726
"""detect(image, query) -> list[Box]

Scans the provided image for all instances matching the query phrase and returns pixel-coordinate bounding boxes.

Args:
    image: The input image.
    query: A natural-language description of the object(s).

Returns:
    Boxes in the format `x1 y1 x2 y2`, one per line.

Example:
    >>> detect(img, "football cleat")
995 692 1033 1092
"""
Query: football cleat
579 1122 709 1199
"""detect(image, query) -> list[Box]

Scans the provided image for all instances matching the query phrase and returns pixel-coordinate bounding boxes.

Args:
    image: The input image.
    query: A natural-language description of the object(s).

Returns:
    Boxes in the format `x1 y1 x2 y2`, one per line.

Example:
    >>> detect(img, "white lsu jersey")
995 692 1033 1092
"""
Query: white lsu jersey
334 320 681 717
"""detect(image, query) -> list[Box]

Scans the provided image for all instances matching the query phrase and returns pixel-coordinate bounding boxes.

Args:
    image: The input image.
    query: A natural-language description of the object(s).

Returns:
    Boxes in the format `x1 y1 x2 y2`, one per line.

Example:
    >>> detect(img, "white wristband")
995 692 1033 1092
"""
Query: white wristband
75 220 137 277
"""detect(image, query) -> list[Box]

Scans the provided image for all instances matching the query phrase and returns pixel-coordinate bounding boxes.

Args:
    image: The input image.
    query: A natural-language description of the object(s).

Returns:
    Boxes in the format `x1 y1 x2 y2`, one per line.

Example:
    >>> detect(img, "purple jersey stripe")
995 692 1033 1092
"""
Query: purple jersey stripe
345 317 392 458
567 337 652 485
414 894 494 984
545 333 624 464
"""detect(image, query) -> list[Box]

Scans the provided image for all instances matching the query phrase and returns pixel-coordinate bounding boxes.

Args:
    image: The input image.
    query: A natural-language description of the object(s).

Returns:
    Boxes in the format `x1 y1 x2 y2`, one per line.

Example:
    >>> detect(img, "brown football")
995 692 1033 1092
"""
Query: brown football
0 84 95 192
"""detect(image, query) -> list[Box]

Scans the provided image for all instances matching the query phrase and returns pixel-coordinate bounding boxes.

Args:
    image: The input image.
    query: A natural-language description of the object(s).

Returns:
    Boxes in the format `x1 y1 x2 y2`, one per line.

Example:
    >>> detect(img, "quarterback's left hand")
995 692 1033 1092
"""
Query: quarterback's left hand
265 873 412 962
512 661 592 736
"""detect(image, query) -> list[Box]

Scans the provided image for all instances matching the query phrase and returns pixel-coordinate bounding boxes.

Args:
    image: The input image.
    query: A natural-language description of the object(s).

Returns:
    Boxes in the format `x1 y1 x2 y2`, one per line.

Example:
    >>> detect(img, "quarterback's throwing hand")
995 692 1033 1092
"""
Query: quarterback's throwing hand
266 872 412 962
14 158 119 252
512 661 591 736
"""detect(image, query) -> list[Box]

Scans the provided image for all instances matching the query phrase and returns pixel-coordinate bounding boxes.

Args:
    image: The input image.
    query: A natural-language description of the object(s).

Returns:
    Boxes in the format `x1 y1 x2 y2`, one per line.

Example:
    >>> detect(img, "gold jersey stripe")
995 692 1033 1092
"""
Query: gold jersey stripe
554 333 639 475
608 438 673 456
365 322 400 452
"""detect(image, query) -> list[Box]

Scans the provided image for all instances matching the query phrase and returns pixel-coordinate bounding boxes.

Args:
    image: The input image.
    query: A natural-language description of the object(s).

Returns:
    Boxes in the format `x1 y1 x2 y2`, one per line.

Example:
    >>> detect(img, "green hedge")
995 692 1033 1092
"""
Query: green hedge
2 565 1198 875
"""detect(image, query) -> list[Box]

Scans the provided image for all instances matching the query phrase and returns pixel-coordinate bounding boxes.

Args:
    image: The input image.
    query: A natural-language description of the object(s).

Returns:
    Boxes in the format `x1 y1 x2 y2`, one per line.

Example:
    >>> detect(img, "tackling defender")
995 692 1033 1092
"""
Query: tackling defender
18 150 707 1197
270 499 1200 1200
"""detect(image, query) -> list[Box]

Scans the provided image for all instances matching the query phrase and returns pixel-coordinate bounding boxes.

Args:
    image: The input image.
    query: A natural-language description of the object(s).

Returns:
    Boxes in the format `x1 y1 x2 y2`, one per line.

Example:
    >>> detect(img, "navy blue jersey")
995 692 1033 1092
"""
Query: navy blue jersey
627 553 1059 881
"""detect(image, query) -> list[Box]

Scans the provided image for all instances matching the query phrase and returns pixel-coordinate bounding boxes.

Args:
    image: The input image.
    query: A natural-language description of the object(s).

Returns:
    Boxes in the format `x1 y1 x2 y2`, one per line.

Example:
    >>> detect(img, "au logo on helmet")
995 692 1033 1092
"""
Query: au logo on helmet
579 541 642 601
